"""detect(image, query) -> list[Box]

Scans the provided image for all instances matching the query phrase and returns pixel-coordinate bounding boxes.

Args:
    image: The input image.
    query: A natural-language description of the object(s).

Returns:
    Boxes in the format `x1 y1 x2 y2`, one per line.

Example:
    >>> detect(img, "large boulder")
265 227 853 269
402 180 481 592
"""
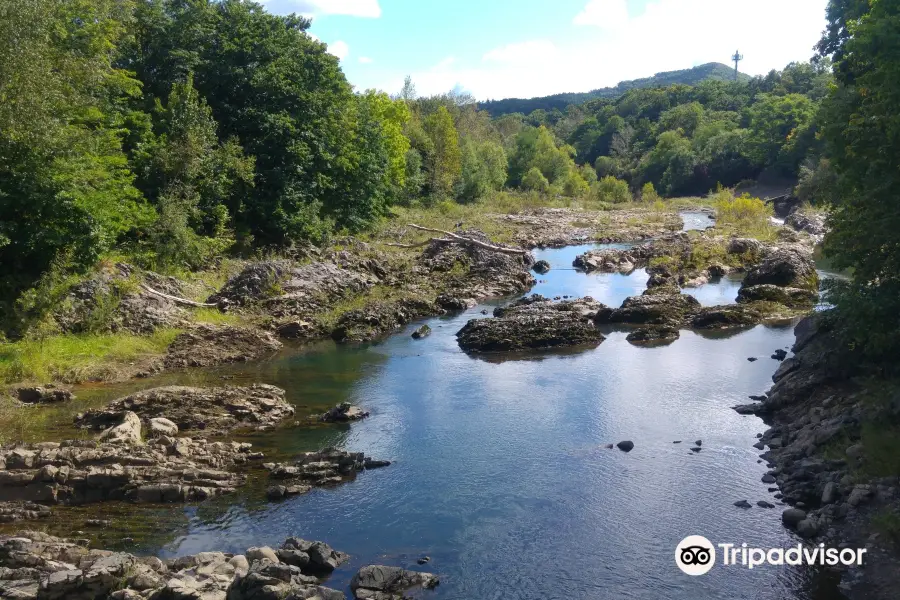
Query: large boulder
690 305 761 330
75 384 294 437
595 293 701 327
457 297 606 352
736 284 818 307
265 447 390 500
97 412 142 445
350 565 439 600
16 386 74 405
785 210 827 237
331 299 439 343
742 246 818 290
625 326 680 345
165 325 282 369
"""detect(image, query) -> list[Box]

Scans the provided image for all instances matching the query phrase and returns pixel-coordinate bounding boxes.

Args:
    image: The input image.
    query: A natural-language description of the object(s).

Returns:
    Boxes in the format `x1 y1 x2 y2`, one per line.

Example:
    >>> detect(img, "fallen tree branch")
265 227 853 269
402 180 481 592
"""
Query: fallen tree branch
399 224 528 255
141 284 218 308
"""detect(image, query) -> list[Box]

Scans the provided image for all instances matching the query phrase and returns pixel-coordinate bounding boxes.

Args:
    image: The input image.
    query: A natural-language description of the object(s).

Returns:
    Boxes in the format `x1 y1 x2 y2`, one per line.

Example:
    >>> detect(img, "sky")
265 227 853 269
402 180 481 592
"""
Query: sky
259 0 830 101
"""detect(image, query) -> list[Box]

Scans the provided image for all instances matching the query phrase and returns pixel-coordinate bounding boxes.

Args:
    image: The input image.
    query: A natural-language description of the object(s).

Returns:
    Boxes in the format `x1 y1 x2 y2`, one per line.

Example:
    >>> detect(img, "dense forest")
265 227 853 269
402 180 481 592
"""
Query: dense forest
0 0 896 362
480 62 751 117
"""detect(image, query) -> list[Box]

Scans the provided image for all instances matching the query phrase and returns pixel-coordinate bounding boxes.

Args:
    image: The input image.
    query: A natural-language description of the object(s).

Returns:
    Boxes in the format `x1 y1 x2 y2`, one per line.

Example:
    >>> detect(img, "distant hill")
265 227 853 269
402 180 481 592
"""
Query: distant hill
480 62 752 117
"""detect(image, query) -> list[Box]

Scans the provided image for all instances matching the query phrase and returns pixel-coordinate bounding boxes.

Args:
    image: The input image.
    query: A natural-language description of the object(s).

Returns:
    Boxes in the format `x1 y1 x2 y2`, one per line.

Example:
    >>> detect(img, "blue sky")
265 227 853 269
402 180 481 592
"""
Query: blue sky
261 0 829 100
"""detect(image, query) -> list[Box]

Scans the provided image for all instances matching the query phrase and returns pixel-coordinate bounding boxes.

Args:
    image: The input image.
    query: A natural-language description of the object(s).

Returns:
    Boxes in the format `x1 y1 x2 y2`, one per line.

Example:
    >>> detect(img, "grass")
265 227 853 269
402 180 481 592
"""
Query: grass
0 329 181 385
191 307 242 325
872 509 900 545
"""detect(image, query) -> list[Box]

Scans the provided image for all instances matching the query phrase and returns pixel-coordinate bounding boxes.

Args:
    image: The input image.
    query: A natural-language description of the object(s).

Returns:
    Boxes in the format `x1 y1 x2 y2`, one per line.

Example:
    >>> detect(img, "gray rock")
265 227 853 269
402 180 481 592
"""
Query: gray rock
616 441 634 452
782 508 808 527
98 412 142 445
411 324 432 339
246 546 279 563
16 386 74 404
532 259 551 274
148 417 178 437
734 500 752 509
350 565 439 599
821 482 837 505
796 519 819 539
762 474 777 484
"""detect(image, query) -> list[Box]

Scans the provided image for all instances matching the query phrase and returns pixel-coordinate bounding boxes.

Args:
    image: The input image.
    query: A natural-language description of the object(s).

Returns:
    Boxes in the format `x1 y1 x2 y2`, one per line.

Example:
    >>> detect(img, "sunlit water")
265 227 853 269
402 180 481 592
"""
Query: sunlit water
680 210 716 231
59 239 847 600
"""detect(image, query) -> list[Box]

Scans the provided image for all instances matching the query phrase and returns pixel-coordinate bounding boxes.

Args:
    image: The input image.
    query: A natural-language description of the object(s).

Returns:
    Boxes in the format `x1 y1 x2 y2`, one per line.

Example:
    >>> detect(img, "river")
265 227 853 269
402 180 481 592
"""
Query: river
60 222 845 599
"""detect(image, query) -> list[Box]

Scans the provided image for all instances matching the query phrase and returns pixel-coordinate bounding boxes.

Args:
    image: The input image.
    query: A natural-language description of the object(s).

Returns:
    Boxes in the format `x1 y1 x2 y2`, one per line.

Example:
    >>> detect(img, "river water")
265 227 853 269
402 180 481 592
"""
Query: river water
60 226 847 600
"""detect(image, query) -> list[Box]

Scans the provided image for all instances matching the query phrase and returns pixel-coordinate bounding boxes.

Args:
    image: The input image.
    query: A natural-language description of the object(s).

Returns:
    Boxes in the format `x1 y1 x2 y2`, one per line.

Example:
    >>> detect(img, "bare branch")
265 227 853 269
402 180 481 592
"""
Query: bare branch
141 284 219 308
402 224 528 255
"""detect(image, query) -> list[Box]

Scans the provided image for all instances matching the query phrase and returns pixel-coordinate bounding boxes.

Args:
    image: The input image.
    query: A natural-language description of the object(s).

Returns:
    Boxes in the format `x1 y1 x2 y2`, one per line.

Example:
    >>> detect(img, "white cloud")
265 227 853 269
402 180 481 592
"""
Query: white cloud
386 0 827 101
573 0 629 30
272 0 381 18
327 40 349 60
358 56 373 64
482 40 560 66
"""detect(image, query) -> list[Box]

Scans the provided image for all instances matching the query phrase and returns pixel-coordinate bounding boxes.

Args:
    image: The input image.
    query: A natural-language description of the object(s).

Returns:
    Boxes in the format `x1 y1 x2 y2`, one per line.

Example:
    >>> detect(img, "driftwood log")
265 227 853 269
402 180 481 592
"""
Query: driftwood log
385 224 529 256
141 284 219 308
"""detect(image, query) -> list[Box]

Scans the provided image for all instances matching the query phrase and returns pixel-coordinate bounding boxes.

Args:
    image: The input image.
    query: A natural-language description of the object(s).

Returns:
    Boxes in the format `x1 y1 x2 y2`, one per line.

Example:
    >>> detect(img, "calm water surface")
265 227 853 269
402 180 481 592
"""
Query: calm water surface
64 238 846 600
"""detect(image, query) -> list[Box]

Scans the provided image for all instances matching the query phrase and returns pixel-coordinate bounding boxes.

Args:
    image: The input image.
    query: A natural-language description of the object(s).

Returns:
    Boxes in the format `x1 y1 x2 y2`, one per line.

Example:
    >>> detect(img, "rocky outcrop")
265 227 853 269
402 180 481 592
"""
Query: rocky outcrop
331 299 439 343
164 325 283 368
350 565 439 600
690 304 766 329
625 327 680 345
16 386 74 405
0 501 51 523
320 403 369 423
785 210 827 237
419 229 535 299
74 385 294 437
0 437 260 506
265 448 390 500
736 284 818 308
532 259 551 274
595 293 701 327
741 246 819 290
0 532 347 600
456 296 606 353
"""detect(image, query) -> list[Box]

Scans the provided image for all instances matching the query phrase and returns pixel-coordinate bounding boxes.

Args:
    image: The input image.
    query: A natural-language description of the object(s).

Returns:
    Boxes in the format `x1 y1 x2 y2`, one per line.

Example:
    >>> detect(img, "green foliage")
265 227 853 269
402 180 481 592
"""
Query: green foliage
423 106 462 199
521 167 550 193
795 157 838 205
592 176 632 204
746 93 817 172
459 140 507 202
641 182 661 203
818 0 900 363
713 190 774 236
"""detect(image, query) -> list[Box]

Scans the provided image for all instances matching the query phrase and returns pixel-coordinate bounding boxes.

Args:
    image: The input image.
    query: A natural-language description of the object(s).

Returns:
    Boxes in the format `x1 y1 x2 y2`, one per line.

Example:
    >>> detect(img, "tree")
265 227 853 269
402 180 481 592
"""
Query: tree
459 140 507 202
423 106 461 198
592 176 631 203
818 0 900 361
521 167 550 193
746 93 817 173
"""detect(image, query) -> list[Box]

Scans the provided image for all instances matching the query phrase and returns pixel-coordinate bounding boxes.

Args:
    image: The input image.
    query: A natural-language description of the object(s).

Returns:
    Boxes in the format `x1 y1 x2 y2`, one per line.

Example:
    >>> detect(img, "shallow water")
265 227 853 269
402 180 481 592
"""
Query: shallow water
680 210 715 231
57 242 847 600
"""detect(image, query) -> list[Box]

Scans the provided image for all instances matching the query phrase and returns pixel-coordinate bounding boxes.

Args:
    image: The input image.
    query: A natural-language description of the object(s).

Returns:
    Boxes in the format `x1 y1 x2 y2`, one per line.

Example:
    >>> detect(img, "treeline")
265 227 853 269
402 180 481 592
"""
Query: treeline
480 62 748 117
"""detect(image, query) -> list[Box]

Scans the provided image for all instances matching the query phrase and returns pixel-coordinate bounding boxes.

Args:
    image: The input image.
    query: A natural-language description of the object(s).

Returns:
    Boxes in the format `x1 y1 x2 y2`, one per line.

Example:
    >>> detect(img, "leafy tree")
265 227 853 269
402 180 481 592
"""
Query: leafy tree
423 106 461 198
592 176 632 203
459 139 507 202
521 167 550 193
818 0 900 361
746 93 817 173
641 182 660 203
639 131 698 195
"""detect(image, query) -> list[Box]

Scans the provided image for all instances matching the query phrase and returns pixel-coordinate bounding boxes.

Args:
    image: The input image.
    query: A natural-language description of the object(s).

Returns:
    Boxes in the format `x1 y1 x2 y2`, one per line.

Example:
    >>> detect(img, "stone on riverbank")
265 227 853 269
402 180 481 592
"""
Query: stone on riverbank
456 297 606 352
0 437 259 506
595 293 700 327
411 324 432 339
0 501 51 523
265 448 390 500
741 246 818 290
736 284 818 307
165 325 282 368
0 531 347 600
16 386 74 404
350 565 439 600
331 299 439 343
625 326 680 345
320 402 369 423
533 259 551 274
75 384 294 437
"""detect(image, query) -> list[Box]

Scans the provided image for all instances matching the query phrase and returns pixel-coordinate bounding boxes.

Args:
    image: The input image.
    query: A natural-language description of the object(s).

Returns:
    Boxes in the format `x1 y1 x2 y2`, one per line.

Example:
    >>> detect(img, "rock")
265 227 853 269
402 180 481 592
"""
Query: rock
165 325 282 368
771 349 788 361
320 402 369 423
782 508 807 527
846 444 864 460
595 293 700 327
350 565 439 600
742 246 819 290
785 210 827 236
796 519 819 539
727 238 761 255
16 386 74 404
0 501 51 523
532 259 551 274
457 297 606 353
757 501 775 509
332 299 439 343
417 556 430 565
616 441 634 452
625 327 680 345
265 448 390 495
411 324 431 339
435 294 476 312
692 304 765 330
98 412 142 445
762 474 777 484
848 485 871 507
276 320 315 339
821 482 837 505
694 440 702 446
75 384 293 437
749 395 767 401
246 546 280 563
733 404 763 415
148 418 178 437
734 500 752 509
748 357 758 362
737 284 818 308
690 447 701 453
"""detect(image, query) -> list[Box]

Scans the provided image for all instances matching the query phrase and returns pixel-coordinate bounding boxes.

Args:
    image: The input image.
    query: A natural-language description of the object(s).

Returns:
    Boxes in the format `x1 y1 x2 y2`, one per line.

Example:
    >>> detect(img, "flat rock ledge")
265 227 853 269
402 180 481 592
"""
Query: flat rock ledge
320 402 369 423
74 384 294 437
350 565 439 600
0 437 261 506
456 295 606 352
0 531 348 600
265 448 391 500
164 325 283 369
0 501 51 523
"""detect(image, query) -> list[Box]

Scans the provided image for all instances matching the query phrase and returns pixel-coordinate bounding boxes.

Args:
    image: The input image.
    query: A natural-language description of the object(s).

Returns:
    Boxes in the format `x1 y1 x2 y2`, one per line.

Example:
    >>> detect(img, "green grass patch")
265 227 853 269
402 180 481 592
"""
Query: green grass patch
0 329 180 385
190 307 242 325
872 509 900 545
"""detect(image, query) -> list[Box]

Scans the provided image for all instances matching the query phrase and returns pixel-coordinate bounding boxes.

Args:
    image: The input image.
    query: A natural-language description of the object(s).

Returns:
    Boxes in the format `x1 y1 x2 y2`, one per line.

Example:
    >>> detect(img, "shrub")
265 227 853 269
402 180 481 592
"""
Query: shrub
641 182 661 203
714 191 772 229
592 176 632 203
522 167 550 193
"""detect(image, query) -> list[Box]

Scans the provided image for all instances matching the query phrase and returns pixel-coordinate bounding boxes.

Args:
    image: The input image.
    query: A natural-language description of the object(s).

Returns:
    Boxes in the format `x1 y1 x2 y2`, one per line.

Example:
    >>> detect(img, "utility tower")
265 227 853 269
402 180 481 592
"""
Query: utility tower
732 50 744 80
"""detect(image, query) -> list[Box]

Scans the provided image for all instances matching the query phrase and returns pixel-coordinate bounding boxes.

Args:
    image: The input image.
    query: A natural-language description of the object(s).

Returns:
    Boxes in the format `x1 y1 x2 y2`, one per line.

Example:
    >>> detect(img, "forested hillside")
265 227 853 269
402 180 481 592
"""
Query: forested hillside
480 62 751 117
